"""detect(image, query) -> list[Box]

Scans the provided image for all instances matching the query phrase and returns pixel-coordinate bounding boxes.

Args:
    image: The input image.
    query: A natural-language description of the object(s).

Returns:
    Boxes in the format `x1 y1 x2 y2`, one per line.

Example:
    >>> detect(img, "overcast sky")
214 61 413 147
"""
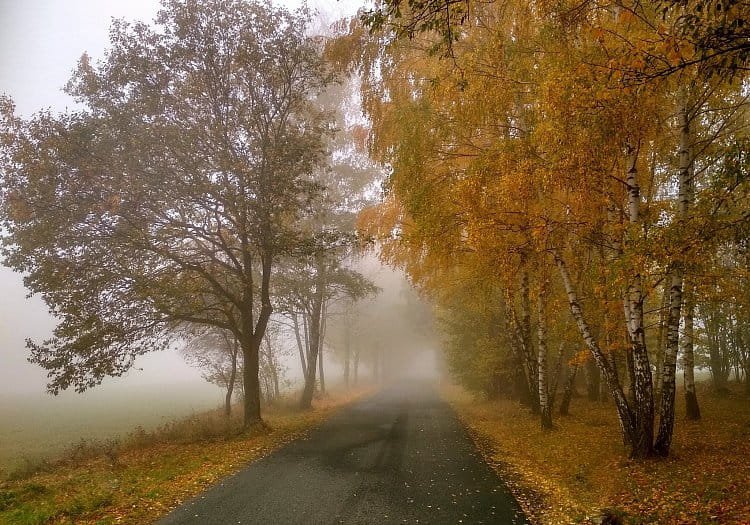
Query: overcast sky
0 0 363 398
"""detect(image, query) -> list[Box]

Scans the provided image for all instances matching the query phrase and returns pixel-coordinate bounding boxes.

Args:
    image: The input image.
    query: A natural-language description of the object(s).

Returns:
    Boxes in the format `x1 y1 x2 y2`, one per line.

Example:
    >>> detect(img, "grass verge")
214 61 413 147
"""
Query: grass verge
0 388 370 525
444 383 750 524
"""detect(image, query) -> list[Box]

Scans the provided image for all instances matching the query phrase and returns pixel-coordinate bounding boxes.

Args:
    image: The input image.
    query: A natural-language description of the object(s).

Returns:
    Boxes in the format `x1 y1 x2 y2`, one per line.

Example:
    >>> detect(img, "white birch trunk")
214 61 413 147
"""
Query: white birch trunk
622 142 655 458
656 91 695 454
554 251 636 450
537 281 552 429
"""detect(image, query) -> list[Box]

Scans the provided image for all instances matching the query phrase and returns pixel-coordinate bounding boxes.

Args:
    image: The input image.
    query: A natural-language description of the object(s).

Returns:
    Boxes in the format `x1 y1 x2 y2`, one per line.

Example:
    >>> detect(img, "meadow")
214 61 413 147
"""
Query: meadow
0 388 365 525
0 382 222 475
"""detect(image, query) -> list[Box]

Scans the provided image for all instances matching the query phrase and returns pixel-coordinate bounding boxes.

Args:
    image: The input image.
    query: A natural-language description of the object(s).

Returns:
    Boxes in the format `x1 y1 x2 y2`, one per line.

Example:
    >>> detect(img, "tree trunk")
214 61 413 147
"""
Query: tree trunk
555 251 642 456
241 311 273 426
303 312 311 369
318 347 326 394
655 95 694 456
520 270 540 414
343 310 351 388
242 333 262 426
654 284 670 398
656 266 684 452
706 307 730 393
537 282 553 430
549 342 566 410
682 282 701 420
219 331 239 419
300 260 326 410
586 359 601 402
318 300 327 395
559 362 579 416
625 339 637 405
622 143 655 458
273 367 280 399
293 313 308 382
502 293 534 406
239 253 273 428
239 276 269 426
709 342 729 392
263 332 280 402
225 341 237 418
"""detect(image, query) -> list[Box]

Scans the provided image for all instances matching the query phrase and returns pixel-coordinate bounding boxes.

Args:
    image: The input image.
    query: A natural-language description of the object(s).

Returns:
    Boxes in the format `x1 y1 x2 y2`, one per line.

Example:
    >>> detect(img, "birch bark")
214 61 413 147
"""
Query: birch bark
656 92 696 455
622 143 655 457
554 252 637 452
537 281 553 429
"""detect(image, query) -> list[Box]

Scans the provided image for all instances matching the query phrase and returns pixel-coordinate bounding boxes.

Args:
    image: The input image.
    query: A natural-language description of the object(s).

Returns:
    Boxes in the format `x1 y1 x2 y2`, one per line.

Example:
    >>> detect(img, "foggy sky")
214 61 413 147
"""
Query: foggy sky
0 0 363 398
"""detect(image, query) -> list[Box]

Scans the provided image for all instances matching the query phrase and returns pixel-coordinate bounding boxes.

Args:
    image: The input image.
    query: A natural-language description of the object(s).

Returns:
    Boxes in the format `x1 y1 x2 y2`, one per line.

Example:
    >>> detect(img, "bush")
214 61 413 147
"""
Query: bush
67 438 121 466
6 457 52 482
0 490 16 511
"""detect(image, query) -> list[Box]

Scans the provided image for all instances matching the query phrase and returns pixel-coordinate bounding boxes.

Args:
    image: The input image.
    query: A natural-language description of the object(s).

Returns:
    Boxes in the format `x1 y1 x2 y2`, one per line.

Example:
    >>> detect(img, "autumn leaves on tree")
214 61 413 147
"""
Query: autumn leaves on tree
354 0 750 457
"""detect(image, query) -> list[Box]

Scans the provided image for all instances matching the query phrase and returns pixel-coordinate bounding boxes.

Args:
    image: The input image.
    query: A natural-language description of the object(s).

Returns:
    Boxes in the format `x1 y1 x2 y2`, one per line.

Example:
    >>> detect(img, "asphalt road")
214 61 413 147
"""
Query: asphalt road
157 382 528 525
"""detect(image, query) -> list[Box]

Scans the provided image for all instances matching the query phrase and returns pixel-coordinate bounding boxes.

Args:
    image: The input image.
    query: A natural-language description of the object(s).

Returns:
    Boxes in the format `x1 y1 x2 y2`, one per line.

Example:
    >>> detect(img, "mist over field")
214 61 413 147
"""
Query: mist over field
0 0 379 474
0 0 749 523
0 263 225 471
0 257 231 474
0 250 439 473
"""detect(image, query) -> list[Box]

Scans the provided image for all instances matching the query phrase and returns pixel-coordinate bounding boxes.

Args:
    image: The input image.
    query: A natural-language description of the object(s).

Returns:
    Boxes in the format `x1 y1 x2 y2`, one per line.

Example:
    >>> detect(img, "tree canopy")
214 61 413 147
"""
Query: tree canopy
0 0 334 426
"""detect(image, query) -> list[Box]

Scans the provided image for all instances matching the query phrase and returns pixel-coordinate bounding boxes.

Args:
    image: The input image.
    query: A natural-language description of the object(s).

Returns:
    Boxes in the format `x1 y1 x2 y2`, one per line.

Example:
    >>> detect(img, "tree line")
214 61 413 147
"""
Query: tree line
347 0 750 458
2 0 748 461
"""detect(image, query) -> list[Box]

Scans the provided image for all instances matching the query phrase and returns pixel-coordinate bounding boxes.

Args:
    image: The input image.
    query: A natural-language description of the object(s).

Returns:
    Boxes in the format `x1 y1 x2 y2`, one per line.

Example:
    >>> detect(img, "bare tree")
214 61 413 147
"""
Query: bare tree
181 328 241 418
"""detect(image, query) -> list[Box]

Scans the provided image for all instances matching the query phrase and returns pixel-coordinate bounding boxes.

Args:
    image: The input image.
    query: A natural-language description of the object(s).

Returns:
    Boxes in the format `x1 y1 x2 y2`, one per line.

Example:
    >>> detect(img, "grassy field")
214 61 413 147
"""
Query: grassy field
0 383 222 474
445 382 750 524
0 388 369 525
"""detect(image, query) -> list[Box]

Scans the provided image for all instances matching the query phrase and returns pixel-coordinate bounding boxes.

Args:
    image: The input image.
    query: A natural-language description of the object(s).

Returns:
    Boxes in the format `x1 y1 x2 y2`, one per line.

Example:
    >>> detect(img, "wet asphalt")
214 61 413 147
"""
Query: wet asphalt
156 381 528 525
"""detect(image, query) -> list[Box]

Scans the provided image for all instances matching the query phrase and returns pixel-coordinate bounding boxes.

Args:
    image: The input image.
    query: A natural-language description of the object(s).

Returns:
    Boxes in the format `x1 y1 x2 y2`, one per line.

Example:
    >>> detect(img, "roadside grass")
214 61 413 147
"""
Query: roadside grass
0 388 370 525
444 383 750 524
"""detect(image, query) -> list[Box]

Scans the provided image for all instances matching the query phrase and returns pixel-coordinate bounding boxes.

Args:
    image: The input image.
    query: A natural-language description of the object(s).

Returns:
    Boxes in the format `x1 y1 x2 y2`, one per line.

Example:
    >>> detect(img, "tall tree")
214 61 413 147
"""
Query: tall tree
0 0 332 428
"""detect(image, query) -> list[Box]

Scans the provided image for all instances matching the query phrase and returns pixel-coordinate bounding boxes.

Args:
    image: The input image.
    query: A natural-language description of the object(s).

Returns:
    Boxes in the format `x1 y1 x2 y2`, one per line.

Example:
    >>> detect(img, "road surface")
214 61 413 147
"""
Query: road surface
157 382 528 524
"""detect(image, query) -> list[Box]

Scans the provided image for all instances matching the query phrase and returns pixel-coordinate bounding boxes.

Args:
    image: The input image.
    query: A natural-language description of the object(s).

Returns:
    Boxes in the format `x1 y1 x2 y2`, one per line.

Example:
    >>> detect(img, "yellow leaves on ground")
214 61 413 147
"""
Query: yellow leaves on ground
445 384 750 524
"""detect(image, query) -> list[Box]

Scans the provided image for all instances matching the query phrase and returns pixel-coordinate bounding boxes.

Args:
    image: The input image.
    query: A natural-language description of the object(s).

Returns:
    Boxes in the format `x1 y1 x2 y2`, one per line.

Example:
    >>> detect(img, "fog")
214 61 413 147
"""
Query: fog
0 0 407 473
0 4 219 469
345 257 442 382
0 0 746 522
